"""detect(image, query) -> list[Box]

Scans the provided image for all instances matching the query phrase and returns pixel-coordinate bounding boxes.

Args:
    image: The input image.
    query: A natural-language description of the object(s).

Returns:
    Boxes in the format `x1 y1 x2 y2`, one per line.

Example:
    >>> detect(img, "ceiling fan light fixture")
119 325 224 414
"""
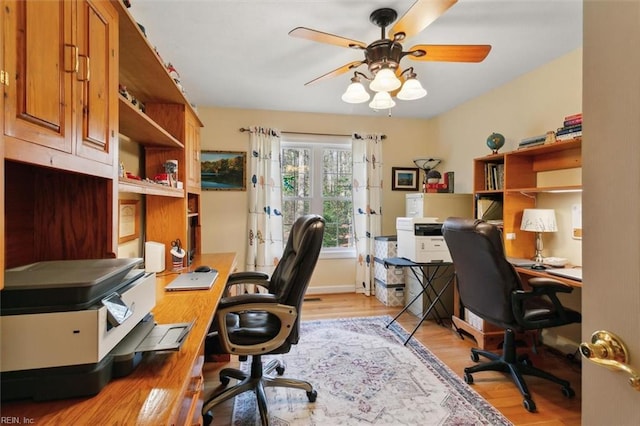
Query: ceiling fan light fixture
369 67 401 92
397 77 427 100
369 91 396 110
341 80 370 104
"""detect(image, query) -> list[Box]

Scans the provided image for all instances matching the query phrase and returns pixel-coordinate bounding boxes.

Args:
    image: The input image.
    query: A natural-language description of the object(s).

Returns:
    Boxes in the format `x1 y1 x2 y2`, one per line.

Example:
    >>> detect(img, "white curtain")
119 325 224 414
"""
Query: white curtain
352 133 383 296
246 127 284 280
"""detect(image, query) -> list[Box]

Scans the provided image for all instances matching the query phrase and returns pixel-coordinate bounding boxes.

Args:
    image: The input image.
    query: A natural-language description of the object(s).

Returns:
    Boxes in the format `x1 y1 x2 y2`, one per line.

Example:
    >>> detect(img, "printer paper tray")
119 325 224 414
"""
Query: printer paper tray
111 314 194 356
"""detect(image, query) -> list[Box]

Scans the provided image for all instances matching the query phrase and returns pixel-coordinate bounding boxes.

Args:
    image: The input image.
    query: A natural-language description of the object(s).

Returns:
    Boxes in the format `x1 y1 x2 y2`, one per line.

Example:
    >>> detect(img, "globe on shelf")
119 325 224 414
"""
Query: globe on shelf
486 132 505 154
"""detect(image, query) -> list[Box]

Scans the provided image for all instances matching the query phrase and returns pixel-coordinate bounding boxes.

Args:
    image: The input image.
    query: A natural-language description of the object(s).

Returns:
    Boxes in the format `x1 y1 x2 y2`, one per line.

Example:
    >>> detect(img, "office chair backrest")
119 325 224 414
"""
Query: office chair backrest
442 217 522 328
268 214 325 342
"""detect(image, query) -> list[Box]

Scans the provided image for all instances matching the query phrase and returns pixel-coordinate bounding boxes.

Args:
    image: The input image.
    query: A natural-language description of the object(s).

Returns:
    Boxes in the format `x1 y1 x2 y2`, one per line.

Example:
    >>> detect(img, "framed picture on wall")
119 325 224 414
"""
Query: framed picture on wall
118 200 140 243
391 167 420 191
201 150 247 191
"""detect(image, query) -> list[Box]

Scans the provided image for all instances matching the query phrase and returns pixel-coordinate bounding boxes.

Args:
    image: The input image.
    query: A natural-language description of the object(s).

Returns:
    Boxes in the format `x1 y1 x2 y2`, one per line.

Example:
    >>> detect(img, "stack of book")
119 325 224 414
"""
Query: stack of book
518 134 546 149
556 113 582 141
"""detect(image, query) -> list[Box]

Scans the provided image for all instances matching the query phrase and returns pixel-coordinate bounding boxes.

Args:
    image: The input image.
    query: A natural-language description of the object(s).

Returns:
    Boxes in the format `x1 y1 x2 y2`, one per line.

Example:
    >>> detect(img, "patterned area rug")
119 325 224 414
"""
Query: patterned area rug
231 316 512 425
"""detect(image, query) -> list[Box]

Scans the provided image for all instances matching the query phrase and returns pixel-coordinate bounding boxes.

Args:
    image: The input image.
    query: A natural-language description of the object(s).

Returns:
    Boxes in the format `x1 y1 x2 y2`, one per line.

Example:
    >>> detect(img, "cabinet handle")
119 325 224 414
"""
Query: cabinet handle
64 44 79 73
78 55 90 82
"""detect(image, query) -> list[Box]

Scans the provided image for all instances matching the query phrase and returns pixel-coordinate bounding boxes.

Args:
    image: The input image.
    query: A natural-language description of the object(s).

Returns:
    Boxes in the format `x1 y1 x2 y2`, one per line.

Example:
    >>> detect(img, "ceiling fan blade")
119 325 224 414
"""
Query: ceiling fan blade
407 44 492 62
289 27 367 50
304 61 365 86
391 0 458 41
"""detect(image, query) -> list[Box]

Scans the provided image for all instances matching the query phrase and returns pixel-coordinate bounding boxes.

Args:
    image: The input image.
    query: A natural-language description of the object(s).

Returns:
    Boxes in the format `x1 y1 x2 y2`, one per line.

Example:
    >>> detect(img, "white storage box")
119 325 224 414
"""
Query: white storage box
464 308 502 332
374 279 405 307
374 235 398 259
373 258 404 285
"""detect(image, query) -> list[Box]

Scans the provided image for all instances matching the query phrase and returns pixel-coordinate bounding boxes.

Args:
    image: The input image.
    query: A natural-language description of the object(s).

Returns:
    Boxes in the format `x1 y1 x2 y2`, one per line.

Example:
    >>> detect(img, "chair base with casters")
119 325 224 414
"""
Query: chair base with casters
463 328 575 412
202 354 317 426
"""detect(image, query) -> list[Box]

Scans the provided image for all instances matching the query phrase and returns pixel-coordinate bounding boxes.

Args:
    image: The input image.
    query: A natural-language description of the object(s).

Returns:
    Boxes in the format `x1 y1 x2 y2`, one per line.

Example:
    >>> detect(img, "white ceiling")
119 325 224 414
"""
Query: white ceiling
127 0 582 119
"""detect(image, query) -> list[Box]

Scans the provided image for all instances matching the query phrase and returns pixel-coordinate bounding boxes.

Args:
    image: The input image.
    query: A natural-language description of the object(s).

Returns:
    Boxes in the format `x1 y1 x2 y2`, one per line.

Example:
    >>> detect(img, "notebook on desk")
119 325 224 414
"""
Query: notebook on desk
547 268 582 282
165 270 219 291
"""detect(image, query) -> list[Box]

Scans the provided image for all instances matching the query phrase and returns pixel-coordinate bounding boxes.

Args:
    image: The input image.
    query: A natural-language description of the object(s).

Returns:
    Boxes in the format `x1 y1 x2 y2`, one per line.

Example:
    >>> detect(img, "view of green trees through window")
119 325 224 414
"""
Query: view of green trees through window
282 142 353 250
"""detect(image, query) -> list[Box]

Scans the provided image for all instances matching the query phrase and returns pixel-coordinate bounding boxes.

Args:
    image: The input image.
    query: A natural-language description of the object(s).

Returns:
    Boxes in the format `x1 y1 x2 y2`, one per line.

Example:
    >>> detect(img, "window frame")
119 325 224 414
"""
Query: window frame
281 134 355 259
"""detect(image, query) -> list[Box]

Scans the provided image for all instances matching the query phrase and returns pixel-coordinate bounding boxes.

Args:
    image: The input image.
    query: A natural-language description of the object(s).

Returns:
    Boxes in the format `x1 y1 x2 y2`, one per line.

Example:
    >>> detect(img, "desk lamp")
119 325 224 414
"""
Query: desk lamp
520 208 557 264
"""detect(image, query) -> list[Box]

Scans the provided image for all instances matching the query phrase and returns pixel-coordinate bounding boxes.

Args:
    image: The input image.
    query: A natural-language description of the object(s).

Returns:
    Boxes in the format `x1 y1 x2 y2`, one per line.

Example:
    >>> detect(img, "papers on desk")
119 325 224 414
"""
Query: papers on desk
547 268 583 282
506 257 536 267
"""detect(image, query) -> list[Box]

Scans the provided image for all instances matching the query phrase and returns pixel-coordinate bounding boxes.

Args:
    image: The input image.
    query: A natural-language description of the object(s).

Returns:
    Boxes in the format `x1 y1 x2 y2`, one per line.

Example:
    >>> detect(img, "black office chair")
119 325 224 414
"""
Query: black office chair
202 214 325 426
441 217 581 412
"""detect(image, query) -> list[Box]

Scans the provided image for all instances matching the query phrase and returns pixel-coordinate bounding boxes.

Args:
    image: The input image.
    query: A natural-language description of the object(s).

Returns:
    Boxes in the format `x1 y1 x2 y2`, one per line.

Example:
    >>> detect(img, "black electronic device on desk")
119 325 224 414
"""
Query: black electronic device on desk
1 259 192 402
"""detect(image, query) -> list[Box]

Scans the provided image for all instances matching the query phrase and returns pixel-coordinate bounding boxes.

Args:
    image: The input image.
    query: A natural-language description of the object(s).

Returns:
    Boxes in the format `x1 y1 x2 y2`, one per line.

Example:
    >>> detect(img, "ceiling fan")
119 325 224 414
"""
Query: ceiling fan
288 0 491 110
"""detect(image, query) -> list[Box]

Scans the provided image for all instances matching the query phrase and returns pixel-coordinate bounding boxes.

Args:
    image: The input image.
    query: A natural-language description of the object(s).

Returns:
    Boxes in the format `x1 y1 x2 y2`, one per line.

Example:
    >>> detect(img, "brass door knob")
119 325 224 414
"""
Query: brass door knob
580 330 640 391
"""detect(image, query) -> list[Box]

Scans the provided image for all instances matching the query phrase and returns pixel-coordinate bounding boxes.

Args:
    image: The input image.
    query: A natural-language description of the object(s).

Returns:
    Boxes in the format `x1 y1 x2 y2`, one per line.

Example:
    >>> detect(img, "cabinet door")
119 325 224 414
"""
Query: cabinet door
74 0 117 165
185 111 201 192
3 0 73 152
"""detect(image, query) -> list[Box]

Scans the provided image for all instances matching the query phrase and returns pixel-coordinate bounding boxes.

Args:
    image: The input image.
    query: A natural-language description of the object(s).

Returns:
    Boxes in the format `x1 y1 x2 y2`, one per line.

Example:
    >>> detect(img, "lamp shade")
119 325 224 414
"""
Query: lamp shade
341 81 370 104
369 68 401 92
520 209 558 232
397 77 427 100
368 91 396 110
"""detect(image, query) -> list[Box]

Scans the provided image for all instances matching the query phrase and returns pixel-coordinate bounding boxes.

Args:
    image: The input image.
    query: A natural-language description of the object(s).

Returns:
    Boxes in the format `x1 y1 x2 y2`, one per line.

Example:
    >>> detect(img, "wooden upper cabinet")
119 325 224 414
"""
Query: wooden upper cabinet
3 0 117 177
4 0 73 153
75 0 118 165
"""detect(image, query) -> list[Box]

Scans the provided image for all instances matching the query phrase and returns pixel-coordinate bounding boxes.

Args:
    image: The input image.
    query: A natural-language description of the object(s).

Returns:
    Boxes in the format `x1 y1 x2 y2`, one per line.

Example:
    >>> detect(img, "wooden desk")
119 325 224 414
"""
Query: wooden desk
515 266 583 289
1 253 237 426
452 265 582 350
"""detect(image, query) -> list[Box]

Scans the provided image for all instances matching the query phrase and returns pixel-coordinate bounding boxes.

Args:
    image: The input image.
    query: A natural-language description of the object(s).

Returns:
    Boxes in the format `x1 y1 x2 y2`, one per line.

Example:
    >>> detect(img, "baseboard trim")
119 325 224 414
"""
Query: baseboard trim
306 285 357 295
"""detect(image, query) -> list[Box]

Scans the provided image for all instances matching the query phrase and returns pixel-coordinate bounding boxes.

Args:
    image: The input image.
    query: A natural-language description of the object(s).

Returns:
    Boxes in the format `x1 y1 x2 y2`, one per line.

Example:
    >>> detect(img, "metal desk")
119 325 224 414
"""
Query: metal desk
383 257 458 344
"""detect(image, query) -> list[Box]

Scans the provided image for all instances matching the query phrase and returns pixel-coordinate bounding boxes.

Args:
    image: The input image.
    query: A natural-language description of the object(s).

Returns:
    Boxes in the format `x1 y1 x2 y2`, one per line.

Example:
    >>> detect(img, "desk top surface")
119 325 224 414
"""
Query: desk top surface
1 252 237 425
515 265 582 288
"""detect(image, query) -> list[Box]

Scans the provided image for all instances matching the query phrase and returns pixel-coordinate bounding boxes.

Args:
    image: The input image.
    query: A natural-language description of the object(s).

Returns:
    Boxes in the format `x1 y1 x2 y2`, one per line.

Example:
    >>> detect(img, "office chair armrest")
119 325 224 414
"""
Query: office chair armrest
223 271 272 296
527 277 574 294
215 301 298 355
512 278 575 328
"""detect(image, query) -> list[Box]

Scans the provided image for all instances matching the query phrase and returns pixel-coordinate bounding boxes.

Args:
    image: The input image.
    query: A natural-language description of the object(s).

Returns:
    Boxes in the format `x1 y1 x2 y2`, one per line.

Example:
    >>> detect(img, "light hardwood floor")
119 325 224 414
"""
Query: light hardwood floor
203 292 581 425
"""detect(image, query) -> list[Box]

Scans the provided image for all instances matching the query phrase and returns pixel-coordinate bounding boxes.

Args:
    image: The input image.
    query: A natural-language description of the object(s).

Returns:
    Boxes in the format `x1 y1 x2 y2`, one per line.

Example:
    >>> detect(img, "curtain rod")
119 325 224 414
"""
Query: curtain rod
239 127 386 139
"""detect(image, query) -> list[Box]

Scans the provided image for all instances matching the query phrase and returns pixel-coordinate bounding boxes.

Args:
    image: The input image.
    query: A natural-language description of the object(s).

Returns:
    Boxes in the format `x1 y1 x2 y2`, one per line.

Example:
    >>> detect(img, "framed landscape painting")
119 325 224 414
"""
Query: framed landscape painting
391 167 420 191
201 150 247 191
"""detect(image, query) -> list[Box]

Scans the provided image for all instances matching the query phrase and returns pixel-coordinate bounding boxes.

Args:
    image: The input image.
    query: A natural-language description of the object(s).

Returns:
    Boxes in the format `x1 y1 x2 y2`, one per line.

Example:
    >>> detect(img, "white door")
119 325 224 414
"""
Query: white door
582 2 640 424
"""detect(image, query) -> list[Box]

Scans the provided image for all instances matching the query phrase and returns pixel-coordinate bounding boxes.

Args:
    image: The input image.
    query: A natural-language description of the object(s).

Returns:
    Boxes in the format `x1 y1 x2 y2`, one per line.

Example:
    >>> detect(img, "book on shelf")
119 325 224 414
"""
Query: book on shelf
483 162 504 190
556 130 582 141
556 124 582 135
563 117 583 127
476 197 503 221
519 134 546 145
564 112 582 121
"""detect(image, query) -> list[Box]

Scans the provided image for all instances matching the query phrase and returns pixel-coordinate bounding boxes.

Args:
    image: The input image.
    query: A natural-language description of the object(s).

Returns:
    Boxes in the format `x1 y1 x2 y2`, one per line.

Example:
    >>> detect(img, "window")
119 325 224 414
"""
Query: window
281 135 354 257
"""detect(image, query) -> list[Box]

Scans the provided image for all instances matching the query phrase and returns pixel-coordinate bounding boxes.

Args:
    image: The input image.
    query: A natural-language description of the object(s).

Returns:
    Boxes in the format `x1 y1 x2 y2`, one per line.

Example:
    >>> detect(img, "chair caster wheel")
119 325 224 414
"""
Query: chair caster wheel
307 389 317 402
463 372 474 384
562 386 575 398
470 352 480 362
203 410 214 426
523 398 536 412
276 365 285 375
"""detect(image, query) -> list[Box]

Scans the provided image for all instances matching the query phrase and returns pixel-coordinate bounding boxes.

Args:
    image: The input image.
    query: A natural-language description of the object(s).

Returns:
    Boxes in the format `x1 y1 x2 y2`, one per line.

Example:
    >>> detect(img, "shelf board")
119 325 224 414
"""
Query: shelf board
187 213 199 218
511 138 581 157
119 177 184 198
113 0 202 126
506 185 582 194
119 96 184 148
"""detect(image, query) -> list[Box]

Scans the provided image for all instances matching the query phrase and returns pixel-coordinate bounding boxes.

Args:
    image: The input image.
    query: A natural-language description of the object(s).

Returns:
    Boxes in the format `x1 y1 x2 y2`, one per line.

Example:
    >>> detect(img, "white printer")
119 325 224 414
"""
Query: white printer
1 258 192 401
396 217 452 263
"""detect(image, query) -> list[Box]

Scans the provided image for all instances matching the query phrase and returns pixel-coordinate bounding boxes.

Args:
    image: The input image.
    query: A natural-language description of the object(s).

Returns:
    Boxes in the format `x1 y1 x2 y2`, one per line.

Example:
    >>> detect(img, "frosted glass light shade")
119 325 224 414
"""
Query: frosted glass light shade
520 209 558 232
341 81 370 104
368 91 396 110
369 68 401 92
397 78 427 100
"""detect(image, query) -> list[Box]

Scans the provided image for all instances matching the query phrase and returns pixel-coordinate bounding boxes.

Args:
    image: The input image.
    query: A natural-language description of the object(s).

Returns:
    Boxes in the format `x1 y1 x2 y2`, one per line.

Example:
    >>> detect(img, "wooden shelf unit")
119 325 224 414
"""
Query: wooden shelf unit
456 138 583 348
114 1 203 269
